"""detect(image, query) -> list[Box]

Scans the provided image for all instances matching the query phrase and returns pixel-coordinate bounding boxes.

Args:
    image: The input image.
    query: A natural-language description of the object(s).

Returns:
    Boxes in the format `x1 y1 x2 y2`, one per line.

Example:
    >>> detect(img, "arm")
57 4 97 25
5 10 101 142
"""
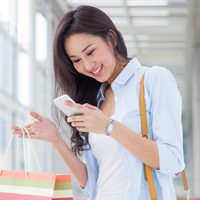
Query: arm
110 67 184 174
110 121 159 169
53 136 88 188
147 67 185 174
11 112 88 187
65 67 184 175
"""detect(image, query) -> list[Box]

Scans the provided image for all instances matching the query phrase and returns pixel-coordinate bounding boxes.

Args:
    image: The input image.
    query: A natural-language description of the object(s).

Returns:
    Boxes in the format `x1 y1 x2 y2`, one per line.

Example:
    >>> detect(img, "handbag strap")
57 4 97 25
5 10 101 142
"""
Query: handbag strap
0 127 41 176
0 128 29 176
181 170 190 200
140 73 157 200
140 73 190 200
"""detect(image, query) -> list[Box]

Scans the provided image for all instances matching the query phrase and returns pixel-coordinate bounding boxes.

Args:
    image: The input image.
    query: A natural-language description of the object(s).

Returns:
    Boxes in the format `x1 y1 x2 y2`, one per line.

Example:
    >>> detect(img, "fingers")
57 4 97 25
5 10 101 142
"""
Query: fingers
67 115 85 123
11 125 24 134
76 127 87 132
65 101 83 110
11 126 25 137
11 127 23 135
24 124 31 128
11 124 35 138
71 121 85 128
65 101 97 112
83 103 97 110
30 112 44 122
11 124 20 131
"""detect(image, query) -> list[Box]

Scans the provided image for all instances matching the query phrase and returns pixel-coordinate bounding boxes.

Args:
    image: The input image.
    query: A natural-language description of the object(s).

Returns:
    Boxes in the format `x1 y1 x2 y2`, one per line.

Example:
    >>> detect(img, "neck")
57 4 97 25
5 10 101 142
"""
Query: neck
107 59 129 85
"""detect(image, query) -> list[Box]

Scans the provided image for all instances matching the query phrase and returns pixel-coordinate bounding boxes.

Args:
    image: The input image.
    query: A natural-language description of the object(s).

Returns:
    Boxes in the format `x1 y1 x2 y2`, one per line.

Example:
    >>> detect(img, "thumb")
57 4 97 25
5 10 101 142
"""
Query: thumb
30 111 44 122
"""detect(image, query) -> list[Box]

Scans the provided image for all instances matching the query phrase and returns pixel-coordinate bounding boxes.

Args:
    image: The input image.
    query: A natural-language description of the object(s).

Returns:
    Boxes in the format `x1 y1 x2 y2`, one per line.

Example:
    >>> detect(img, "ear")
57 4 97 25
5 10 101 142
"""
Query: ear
106 29 117 48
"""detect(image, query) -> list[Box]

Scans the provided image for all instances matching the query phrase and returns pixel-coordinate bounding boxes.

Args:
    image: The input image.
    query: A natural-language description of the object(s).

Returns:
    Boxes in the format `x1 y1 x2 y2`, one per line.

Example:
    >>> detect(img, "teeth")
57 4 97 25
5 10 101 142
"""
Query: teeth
92 66 102 74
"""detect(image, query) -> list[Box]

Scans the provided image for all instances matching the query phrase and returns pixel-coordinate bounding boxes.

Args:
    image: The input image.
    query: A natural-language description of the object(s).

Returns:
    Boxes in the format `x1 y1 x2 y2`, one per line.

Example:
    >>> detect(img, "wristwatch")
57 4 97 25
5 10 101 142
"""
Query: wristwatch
106 119 115 136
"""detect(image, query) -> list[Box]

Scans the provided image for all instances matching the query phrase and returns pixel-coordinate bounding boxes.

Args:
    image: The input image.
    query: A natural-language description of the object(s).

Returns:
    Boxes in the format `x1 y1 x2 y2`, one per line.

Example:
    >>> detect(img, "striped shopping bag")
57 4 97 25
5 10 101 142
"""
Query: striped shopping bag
0 170 73 200
54 174 73 200
0 127 73 200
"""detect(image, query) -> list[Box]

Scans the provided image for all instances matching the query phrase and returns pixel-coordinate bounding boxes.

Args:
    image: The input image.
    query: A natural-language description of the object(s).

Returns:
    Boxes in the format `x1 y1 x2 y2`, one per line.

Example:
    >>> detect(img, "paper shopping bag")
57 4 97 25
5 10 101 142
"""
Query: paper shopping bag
53 174 73 200
0 170 73 200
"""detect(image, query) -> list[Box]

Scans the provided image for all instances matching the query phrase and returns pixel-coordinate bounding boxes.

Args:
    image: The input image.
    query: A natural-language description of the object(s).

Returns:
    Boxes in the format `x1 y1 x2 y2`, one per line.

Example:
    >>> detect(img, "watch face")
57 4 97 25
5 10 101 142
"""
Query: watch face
106 119 115 136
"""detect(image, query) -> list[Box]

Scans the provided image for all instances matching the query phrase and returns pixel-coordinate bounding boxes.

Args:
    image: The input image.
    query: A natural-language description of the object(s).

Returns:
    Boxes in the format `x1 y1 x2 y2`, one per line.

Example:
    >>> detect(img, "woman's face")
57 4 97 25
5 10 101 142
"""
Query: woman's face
64 33 118 83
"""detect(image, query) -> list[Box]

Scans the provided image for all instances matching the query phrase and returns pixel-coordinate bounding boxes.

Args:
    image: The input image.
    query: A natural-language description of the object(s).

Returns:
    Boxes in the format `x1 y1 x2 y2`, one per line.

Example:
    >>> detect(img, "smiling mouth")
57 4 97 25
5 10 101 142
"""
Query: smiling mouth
92 64 103 75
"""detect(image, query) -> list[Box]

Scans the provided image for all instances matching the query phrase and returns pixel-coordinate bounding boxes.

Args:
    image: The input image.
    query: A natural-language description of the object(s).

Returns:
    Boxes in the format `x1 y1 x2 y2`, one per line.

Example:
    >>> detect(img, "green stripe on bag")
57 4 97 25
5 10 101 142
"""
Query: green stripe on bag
54 182 72 190
0 177 55 188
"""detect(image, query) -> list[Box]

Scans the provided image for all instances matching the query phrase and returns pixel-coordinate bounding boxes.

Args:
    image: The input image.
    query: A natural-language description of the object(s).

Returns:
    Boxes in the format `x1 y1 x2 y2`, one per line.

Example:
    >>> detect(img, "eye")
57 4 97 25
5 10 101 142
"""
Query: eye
87 49 95 56
73 59 81 63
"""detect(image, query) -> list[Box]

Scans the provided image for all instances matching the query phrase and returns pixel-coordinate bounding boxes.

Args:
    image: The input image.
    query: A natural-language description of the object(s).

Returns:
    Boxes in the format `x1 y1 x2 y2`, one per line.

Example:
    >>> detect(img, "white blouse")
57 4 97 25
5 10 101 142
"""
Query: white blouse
89 133 130 200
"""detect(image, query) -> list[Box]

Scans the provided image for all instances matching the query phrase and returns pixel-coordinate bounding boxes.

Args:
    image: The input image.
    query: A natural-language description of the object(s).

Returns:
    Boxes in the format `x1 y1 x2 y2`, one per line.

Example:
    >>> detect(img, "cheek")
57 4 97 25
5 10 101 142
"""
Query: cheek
95 48 115 63
73 63 84 73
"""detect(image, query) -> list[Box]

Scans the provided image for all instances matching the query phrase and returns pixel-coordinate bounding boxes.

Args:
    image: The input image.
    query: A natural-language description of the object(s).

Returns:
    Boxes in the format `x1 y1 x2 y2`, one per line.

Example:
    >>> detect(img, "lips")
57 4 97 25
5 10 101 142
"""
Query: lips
92 64 102 75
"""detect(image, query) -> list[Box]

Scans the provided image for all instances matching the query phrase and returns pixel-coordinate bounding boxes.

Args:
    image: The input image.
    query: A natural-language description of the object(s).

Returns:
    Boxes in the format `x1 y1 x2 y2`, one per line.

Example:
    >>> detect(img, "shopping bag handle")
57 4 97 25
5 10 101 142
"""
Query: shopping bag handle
0 134 14 173
22 127 42 172
0 127 42 176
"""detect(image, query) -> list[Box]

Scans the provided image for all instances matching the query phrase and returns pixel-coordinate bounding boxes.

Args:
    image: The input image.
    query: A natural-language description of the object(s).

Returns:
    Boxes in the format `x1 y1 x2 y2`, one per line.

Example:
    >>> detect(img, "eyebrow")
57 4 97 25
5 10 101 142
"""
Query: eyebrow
69 43 94 58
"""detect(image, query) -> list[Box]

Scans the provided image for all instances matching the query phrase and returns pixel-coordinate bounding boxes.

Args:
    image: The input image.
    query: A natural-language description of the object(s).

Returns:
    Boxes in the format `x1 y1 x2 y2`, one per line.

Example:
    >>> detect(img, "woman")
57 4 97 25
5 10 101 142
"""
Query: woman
11 5 185 200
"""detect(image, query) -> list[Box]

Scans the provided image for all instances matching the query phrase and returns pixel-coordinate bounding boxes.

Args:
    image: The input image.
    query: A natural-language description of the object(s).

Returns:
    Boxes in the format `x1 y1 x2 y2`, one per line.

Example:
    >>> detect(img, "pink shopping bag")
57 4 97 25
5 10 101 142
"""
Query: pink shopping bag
0 170 73 200
0 128 73 200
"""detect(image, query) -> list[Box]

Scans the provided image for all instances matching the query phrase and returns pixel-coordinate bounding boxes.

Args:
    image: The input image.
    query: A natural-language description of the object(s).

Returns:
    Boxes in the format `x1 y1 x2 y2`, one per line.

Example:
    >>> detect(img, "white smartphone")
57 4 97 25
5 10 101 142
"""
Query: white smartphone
53 94 83 117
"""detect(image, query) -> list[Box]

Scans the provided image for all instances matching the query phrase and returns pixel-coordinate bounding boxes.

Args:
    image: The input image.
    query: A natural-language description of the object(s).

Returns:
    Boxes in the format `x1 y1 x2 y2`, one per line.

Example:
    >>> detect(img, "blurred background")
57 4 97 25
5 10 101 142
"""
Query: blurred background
0 0 199 199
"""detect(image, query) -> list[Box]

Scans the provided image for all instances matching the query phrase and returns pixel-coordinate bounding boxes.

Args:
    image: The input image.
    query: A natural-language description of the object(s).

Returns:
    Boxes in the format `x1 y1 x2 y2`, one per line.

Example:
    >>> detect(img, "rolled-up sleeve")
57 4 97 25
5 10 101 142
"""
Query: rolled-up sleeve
81 148 99 199
145 66 185 175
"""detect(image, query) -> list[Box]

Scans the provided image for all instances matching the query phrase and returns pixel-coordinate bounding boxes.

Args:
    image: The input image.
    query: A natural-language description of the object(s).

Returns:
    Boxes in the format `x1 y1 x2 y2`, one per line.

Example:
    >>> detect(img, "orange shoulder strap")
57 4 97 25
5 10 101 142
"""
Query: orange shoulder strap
140 73 157 200
139 73 189 200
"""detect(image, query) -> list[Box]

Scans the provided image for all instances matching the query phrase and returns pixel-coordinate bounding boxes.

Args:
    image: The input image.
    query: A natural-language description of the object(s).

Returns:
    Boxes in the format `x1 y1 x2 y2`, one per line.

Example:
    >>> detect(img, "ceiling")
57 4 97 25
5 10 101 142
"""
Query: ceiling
53 0 188 97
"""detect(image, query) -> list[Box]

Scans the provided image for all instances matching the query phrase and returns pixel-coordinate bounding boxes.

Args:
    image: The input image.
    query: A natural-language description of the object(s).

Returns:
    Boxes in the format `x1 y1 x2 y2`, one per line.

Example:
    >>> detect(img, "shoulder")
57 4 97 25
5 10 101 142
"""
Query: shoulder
145 66 175 81
144 66 177 91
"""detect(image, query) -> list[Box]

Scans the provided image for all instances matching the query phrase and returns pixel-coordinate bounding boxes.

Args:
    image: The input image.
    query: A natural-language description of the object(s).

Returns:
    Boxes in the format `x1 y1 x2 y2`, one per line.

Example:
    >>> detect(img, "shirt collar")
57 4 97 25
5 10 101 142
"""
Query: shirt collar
97 57 141 98
111 57 141 86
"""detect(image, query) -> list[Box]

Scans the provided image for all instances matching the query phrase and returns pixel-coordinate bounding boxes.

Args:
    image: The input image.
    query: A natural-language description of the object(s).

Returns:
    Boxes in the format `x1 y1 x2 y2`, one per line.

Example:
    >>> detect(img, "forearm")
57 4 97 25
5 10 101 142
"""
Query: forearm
53 136 88 187
111 121 160 169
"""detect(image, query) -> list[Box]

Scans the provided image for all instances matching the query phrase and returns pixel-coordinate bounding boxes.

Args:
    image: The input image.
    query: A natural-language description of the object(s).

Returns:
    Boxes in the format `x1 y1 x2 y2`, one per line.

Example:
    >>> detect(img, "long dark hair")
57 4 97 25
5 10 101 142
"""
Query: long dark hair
53 5 128 156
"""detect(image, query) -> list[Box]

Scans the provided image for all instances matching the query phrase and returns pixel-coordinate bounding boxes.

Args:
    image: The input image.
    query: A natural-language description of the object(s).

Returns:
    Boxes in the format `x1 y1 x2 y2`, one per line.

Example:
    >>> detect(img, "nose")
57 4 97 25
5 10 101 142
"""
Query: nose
83 58 95 72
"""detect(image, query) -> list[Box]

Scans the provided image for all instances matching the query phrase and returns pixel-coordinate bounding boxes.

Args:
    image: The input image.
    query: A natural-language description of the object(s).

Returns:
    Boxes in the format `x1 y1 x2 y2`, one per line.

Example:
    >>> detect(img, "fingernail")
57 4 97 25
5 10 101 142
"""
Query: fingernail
67 117 71 122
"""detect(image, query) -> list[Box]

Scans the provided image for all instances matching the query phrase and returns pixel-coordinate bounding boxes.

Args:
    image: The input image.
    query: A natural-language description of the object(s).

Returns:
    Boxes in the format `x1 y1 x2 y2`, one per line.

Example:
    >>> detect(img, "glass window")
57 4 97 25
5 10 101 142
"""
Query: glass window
0 0 10 32
0 32 5 91
17 0 30 50
0 32 15 96
35 12 47 62
0 106 13 170
0 106 6 153
17 51 31 106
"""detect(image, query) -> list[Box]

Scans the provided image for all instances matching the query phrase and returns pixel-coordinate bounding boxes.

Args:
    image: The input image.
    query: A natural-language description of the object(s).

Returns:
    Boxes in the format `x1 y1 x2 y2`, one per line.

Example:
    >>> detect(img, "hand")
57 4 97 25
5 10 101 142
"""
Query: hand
11 112 61 144
66 101 109 134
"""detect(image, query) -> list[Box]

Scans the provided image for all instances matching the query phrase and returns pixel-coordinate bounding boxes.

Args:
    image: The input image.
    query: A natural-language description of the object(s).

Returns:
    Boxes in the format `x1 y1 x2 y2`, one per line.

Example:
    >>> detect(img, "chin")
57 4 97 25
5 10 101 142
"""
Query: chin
93 76 107 83
94 78 104 83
